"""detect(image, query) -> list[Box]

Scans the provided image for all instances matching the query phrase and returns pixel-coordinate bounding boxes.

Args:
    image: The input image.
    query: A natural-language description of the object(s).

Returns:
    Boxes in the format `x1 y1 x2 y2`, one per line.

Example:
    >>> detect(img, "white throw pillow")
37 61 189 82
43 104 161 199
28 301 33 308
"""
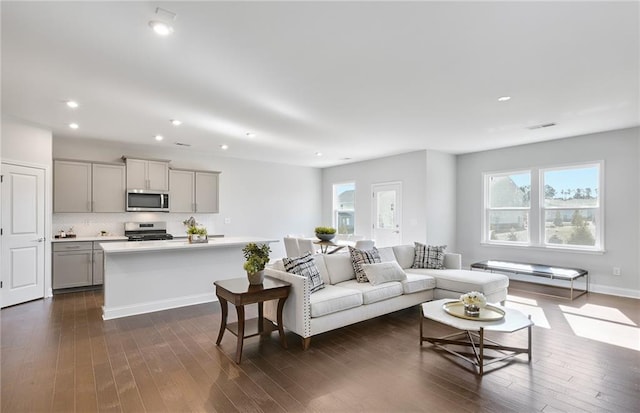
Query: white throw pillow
360 261 407 286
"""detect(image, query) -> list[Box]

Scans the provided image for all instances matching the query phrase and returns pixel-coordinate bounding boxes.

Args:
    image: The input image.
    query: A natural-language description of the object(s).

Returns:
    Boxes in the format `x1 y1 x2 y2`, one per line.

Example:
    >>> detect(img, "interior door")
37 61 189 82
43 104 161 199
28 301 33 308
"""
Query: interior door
1 163 46 308
372 182 402 247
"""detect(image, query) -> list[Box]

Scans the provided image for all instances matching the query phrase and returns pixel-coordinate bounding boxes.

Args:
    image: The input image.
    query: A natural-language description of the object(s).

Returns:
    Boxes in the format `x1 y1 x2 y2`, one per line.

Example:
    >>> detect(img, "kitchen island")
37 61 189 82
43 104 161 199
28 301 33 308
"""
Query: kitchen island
100 237 278 320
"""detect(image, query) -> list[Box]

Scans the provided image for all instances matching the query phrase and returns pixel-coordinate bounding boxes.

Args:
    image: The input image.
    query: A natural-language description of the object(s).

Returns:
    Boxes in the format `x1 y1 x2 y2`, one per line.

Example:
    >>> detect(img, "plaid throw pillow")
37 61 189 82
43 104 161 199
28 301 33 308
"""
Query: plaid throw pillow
412 242 447 269
349 246 381 283
283 252 325 293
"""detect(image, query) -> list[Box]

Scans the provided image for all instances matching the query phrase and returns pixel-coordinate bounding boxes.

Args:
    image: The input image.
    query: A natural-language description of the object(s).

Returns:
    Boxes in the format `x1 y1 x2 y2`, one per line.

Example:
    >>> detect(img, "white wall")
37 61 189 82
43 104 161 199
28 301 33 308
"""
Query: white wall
1 116 54 296
456 127 640 297
52 136 322 260
322 150 456 248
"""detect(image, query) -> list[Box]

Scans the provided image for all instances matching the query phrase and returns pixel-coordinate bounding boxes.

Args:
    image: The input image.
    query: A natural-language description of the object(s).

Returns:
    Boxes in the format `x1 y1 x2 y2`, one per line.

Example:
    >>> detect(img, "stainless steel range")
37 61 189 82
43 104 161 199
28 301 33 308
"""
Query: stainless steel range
125 222 173 241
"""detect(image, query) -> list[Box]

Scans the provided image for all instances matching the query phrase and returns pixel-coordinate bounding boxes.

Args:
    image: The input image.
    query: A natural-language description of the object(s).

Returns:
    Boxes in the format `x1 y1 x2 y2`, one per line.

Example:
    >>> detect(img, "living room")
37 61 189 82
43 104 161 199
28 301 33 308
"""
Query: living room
1 1 639 412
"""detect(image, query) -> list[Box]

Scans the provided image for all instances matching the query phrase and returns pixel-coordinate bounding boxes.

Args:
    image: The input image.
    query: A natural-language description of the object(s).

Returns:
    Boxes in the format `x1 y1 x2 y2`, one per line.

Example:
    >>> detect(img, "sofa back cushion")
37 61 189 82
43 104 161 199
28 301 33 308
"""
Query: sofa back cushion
377 246 397 263
323 253 356 284
392 245 415 269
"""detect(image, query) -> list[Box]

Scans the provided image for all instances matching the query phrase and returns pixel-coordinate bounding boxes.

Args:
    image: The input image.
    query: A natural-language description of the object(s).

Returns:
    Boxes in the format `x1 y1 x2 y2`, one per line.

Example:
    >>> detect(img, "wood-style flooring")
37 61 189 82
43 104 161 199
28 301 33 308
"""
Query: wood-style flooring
1 282 639 412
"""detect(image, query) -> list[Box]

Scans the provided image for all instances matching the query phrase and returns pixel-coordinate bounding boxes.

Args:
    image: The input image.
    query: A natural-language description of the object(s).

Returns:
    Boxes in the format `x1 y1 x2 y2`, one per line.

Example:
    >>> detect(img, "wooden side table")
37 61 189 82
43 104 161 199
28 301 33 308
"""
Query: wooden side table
214 276 291 364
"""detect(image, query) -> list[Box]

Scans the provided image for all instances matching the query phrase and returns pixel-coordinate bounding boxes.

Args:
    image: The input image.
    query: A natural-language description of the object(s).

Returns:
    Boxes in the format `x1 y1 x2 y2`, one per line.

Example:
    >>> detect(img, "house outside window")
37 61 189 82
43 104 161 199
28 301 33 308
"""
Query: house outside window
483 162 603 251
333 182 355 235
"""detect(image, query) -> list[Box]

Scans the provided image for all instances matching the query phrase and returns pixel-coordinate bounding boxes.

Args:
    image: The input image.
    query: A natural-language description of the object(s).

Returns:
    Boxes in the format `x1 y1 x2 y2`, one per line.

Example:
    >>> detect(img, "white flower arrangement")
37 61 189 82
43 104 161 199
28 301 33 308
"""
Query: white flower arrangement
460 291 487 307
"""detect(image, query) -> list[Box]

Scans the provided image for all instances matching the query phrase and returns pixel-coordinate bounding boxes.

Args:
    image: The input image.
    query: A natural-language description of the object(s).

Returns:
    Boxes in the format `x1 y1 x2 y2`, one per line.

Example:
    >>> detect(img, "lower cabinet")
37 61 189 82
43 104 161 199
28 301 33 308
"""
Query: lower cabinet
53 240 119 289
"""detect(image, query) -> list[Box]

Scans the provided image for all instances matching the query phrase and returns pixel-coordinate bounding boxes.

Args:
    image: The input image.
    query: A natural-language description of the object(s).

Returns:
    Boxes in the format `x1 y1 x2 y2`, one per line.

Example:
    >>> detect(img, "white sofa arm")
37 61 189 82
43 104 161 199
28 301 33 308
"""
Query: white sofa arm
264 267 311 339
444 253 462 270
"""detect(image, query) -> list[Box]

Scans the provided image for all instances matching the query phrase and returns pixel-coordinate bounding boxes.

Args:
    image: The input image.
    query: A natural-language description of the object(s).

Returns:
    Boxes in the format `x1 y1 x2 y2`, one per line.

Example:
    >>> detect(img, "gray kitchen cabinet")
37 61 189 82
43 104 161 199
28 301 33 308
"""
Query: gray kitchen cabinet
52 242 93 289
92 163 125 212
125 158 169 191
54 160 126 213
169 169 220 213
54 160 92 212
92 249 104 285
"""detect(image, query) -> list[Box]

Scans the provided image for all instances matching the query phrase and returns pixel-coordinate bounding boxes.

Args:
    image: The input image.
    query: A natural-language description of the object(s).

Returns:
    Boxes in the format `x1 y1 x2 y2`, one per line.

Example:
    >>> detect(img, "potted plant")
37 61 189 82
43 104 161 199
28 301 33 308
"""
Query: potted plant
315 226 336 241
183 217 208 243
242 243 271 285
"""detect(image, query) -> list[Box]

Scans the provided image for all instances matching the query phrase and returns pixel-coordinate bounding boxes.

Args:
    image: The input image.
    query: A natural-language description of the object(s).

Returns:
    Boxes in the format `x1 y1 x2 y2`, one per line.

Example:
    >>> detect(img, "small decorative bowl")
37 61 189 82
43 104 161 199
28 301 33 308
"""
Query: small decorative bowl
316 233 335 242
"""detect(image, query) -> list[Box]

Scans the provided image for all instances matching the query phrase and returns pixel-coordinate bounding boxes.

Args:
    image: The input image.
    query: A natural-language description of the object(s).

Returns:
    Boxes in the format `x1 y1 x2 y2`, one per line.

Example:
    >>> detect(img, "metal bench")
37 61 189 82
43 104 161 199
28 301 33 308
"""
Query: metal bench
470 260 588 300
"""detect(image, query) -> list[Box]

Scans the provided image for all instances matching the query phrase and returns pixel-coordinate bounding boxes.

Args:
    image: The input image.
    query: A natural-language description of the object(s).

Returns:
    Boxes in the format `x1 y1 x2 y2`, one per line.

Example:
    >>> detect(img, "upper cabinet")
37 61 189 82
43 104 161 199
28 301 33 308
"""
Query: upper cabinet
54 160 125 213
169 169 220 213
125 158 169 191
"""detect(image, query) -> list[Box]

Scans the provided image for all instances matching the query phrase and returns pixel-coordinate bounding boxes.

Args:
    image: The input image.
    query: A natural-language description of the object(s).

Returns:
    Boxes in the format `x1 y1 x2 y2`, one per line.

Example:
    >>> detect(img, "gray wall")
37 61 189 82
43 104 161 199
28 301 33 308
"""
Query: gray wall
53 136 322 260
322 150 456 249
456 127 639 297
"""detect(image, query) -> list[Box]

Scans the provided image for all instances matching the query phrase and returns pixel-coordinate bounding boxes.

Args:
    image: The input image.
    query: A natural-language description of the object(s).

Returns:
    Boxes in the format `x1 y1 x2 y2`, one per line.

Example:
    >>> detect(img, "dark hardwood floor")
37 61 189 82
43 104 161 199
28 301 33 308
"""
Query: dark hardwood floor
2 282 639 412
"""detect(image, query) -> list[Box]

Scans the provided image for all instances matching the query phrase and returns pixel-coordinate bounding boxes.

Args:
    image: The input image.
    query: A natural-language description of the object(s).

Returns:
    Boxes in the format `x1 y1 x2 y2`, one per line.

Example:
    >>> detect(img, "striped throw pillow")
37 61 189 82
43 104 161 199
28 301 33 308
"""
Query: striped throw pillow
412 242 447 269
349 246 381 283
283 252 325 293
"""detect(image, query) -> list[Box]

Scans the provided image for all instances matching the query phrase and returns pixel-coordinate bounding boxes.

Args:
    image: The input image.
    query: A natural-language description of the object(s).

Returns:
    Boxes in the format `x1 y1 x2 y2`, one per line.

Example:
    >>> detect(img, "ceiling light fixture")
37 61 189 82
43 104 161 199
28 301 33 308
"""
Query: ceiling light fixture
66 100 79 108
220 144 229 150
149 7 176 36
245 132 256 138
155 135 164 141
69 123 79 129
498 96 511 102
170 119 182 126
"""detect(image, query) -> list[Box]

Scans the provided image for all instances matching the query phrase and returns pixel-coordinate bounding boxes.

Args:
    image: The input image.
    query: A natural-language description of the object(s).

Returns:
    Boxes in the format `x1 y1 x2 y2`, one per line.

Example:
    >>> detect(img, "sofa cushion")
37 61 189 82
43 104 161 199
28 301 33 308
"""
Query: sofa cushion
360 261 407 286
376 246 397 263
406 269 509 295
401 272 436 294
392 245 415 269
349 246 382 283
335 280 403 304
412 242 447 269
323 253 356 284
309 285 363 318
283 252 325 293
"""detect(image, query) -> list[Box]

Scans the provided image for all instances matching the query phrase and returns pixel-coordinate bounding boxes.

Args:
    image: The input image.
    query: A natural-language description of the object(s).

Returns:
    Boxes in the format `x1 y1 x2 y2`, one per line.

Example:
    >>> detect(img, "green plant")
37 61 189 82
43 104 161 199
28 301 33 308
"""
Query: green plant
314 226 336 235
242 243 271 274
186 225 207 236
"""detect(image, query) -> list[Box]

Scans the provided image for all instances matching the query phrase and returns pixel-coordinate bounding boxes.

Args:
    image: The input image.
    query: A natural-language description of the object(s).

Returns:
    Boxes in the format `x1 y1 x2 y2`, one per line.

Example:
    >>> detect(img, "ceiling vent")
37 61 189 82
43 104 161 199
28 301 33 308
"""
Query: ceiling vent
174 142 191 147
527 122 557 130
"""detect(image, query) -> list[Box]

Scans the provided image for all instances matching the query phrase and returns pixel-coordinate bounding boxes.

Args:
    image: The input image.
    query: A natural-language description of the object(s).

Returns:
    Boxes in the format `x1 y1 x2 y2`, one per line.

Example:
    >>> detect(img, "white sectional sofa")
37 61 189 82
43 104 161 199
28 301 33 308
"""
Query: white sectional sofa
264 244 509 349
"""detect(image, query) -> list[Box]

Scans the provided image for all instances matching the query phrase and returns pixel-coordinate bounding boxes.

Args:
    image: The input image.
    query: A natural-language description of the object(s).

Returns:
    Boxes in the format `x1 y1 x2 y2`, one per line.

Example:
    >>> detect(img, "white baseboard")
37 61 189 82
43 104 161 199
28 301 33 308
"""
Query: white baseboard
589 283 640 299
102 292 218 320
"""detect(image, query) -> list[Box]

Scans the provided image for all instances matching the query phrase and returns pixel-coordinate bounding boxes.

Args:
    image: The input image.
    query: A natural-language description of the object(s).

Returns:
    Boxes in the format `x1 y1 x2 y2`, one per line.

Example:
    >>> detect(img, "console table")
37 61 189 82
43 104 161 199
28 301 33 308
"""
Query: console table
471 260 588 300
214 276 291 363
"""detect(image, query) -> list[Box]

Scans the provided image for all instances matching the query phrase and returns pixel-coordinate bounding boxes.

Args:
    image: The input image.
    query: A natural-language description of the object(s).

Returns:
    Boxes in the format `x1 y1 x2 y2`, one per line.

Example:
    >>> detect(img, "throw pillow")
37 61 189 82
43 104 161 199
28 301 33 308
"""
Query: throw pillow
412 242 447 269
360 261 407 286
349 246 381 283
283 252 325 293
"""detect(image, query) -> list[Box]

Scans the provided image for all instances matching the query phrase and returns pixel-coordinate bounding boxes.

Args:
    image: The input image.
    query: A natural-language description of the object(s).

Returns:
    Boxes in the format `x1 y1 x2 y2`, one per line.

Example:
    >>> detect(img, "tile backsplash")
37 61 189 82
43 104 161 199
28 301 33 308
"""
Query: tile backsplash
52 213 220 237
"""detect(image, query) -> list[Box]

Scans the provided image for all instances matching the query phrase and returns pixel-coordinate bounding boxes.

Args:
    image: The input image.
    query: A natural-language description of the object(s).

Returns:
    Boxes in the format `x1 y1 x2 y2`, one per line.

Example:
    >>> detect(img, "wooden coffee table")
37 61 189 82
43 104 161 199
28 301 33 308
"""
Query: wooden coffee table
214 276 291 364
420 299 533 375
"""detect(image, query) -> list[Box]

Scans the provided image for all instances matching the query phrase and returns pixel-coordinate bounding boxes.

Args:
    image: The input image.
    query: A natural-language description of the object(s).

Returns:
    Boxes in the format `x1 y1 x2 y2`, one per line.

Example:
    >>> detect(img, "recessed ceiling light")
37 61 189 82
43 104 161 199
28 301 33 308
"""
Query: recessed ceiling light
149 20 174 36
155 135 164 141
498 96 511 102
66 100 79 108
220 144 229 150
69 123 79 129
170 119 182 126
245 132 256 138
315 152 323 157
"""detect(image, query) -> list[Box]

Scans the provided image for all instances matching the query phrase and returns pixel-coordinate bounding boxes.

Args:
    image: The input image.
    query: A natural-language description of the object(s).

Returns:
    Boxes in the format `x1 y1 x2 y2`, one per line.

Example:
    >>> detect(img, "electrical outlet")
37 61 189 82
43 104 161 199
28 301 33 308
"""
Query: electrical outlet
224 218 231 224
612 267 621 276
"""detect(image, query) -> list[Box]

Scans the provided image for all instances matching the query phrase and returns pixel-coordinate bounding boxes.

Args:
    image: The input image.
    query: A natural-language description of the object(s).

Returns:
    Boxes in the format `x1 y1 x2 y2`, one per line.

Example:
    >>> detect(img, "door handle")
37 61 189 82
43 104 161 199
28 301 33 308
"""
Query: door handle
393 231 400 234
31 237 45 242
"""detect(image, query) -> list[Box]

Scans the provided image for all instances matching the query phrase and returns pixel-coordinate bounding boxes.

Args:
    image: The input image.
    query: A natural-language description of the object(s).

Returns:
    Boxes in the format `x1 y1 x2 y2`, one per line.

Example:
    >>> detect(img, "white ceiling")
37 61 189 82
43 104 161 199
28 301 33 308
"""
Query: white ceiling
2 1 638 167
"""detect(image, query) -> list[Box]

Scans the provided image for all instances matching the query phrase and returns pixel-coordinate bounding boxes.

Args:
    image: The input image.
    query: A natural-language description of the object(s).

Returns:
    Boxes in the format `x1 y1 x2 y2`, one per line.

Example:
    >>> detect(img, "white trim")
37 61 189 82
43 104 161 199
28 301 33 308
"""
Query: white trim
102 292 217 320
589 283 640 299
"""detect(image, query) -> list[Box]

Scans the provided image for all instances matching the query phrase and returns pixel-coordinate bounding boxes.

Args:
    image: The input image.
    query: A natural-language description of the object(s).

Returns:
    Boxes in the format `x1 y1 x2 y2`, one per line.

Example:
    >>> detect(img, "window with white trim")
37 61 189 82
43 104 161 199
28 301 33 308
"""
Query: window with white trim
484 162 603 251
333 182 355 235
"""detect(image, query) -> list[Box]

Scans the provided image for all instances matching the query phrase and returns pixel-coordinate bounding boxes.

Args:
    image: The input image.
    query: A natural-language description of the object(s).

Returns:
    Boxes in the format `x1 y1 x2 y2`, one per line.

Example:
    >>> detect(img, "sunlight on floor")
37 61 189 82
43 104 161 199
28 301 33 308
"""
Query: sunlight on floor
506 294 551 329
559 303 637 326
562 313 640 351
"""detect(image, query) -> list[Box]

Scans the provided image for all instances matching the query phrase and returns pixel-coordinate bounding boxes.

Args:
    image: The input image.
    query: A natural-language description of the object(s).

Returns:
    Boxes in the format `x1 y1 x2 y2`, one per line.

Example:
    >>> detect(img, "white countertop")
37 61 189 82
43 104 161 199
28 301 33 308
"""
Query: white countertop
101 236 278 254
52 235 129 243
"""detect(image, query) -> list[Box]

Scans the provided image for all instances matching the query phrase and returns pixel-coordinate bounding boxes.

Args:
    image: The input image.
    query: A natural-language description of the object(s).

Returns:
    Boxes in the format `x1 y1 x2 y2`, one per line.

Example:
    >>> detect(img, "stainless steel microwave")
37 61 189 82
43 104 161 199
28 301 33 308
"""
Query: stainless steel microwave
126 190 170 212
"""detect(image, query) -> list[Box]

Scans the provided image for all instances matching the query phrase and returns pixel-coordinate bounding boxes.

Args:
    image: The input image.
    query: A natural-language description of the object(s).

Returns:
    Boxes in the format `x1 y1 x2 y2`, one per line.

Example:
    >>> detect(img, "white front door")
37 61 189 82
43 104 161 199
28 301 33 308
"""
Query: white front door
372 182 402 247
1 163 46 308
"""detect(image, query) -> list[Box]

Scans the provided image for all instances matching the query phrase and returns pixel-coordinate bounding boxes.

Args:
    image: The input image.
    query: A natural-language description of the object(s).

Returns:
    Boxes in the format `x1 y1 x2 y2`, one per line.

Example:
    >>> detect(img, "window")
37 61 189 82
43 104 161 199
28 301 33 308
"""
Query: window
485 171 531 244
333 182 355 235
484 162 603 251
542 164 601 249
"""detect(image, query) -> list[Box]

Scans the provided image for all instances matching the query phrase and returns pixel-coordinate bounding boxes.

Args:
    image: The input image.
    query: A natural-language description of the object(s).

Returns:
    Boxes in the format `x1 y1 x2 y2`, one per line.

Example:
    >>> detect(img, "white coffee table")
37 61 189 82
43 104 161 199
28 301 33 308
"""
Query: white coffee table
420 299 533 375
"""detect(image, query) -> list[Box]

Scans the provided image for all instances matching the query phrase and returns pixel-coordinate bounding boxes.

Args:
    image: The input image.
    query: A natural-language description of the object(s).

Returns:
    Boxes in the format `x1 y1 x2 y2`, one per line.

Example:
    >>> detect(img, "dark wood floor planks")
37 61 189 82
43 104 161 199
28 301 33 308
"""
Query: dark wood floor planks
2 284 639 413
